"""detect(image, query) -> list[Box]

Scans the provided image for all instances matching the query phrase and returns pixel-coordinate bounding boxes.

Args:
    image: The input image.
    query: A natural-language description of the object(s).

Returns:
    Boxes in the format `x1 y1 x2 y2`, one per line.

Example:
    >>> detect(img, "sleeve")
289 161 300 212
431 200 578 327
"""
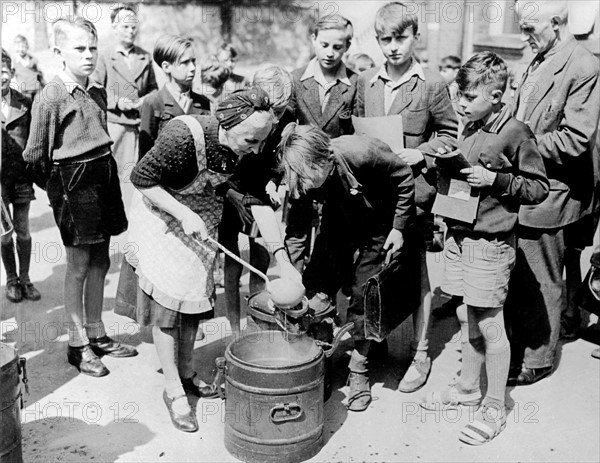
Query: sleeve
354 75 366 117
130 119 195 189
91 54 115 110
138 96 158 160
22 94 54 189
537 69 600 165
491 136 550 205
144 56 159 95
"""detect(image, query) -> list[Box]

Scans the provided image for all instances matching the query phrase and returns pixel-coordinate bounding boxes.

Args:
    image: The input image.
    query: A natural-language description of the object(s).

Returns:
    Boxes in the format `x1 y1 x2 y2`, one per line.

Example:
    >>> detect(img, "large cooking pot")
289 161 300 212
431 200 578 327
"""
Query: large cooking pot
1 343 28 463
215 324 352 463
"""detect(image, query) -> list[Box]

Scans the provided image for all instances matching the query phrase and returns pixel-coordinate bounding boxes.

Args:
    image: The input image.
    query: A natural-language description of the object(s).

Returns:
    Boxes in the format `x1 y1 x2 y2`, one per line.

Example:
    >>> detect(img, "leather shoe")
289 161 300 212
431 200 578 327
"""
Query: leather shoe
89 336 138 358
181 374 221 398
514 366 552 386
347 371 372 412
21 282 41 301
67 345 109 377
5 282 22 303
506 366 521 386
163 390 198 432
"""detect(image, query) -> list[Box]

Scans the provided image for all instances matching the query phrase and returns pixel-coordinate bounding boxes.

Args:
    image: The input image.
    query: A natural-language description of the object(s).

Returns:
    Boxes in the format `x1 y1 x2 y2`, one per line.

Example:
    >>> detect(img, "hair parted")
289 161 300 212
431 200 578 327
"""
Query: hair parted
153 35 194 67
201 55 230 89
252 65 293 110
110 4 138 23
440 55 462 70
278 123 332 198
53 16 98 47
375 2 419 37
313 13 354 44
13 35 28 45
456 51 508 94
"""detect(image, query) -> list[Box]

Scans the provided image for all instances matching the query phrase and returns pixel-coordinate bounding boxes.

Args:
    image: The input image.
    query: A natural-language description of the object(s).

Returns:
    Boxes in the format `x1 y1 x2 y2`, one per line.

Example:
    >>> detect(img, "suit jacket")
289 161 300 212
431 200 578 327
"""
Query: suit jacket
139 86 211 159
1 88 32 185
92 45 158 126
355 66 458 213
514 36 600 228
290 65 357 138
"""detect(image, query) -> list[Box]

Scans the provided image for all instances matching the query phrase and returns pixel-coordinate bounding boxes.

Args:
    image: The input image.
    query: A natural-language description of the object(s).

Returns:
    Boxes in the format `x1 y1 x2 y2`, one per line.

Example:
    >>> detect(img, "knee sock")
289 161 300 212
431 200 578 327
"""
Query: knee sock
1 240 18 284
484 342 511 409
458 336 485 393
349 343 369 374
85 321 107 339
16 237 32 284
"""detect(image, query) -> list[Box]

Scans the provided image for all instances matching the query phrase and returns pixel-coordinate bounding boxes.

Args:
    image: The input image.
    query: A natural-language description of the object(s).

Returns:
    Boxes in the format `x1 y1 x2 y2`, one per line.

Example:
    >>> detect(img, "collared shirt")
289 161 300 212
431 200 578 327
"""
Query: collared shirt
300 58 351 112
370 58 425 115
166 86 191 114
464 104 512 136
115 44 135 69
1 90 11 119
57 71 103 96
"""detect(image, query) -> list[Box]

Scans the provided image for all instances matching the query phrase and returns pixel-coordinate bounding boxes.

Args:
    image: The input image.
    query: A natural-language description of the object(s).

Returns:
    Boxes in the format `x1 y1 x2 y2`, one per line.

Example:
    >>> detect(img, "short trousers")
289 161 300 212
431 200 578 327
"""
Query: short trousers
46 154 128 247
441 231 516 308
1 181 35 205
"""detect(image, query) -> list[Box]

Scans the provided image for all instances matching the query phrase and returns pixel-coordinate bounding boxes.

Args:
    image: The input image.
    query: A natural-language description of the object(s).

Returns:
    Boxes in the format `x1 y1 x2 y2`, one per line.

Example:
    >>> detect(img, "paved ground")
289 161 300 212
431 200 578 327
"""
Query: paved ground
1 186 599 463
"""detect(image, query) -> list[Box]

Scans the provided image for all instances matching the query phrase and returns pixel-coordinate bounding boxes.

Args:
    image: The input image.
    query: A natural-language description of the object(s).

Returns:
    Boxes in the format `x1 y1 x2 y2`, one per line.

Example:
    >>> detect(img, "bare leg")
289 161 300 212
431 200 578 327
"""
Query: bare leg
64 246 91 346
83 241 111 338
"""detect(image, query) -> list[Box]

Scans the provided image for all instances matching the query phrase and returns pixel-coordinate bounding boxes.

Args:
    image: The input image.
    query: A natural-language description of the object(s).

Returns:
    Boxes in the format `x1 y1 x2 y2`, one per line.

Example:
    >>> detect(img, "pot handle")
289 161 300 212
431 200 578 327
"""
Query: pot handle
317 322 354 358
214 357 227 400
270 402 303 423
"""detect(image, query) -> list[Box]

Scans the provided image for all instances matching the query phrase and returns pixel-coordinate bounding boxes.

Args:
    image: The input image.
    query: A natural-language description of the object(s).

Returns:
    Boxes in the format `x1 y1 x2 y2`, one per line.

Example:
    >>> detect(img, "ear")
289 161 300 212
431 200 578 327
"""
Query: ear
53 46 62 59
414 31 421 41
310 33 317 43
550 15 562 30
490 89 504 104
161 61 171 74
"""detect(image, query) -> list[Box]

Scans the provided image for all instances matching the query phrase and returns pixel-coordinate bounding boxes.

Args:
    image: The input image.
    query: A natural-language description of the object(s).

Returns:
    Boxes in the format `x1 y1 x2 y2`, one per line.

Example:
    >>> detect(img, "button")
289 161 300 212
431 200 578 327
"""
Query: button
486 163 492 168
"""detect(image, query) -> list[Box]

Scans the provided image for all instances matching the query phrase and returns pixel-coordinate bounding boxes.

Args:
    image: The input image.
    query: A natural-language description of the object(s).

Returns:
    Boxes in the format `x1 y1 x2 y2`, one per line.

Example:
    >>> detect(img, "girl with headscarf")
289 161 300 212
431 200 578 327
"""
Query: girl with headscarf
116 88 300 432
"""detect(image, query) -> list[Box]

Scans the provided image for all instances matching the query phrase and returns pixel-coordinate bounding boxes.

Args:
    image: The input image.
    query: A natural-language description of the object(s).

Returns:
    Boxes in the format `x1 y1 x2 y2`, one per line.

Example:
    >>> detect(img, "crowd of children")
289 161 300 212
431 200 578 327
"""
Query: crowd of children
2 0 599 446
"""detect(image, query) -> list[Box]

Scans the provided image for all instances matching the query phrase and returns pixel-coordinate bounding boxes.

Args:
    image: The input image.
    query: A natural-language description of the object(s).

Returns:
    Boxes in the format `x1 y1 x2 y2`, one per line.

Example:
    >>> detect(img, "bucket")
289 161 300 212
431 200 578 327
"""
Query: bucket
0 343 24 463
221 330 325 463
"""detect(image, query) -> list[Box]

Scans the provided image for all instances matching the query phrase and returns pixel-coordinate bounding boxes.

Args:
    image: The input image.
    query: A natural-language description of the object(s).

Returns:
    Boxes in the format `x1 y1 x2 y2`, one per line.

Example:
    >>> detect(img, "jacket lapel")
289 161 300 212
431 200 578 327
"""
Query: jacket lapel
5 89 27 127
321 83 349 128
387 76 419 115
301 78 322 124
366 78 386 117
130 48 150 82
159 87 184 117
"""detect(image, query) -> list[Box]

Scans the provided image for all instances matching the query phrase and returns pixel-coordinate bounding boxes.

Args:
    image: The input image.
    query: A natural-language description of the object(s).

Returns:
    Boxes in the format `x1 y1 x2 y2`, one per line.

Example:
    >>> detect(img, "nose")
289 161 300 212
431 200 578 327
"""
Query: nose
250 143 260 155
459 97 468 110
520 31 529 43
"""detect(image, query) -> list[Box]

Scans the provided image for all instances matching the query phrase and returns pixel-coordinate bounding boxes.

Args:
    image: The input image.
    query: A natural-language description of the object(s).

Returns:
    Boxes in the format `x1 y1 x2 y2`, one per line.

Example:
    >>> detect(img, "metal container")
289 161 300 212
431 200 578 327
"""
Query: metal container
0 343 24 463
219 331 324 463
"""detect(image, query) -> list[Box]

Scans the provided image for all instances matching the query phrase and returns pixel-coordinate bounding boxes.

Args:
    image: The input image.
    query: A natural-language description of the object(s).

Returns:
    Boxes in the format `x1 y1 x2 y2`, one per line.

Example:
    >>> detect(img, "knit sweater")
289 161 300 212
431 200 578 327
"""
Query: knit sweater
23 76 113 188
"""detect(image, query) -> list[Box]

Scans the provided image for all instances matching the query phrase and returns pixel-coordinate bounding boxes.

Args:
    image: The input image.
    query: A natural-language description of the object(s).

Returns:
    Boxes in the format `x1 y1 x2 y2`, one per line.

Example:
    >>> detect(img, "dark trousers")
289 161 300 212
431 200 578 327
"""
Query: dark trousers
505 225 566 369
285 196 319 272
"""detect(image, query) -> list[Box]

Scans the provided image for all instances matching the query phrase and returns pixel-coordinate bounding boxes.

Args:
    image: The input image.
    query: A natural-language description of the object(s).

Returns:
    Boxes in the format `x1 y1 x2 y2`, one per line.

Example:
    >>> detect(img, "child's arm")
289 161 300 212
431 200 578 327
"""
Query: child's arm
22 95 55 189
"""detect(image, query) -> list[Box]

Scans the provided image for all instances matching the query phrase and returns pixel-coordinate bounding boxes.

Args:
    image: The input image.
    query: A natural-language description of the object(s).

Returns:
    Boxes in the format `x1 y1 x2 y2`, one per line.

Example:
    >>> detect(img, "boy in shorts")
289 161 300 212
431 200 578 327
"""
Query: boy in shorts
420 52 549 445
1 48 41 303
24 17 137 377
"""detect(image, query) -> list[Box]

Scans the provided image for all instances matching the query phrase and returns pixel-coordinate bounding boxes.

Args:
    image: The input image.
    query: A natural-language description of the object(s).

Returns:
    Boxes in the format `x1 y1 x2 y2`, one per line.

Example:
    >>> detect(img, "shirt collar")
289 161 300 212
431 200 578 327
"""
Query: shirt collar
115 44 135 56
370 58 425 86
58 71 102 94
467 104 512 134
300 58 351 87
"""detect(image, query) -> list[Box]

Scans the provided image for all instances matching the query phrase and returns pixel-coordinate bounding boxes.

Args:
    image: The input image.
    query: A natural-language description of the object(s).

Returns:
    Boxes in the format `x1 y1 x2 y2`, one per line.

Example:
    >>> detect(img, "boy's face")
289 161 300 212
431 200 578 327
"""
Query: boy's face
113 10 139 48
458 85 502 123
1 63 13 94
440 67 459 84
14 41 28 57
217 50 236 72
312 29 349 72
165 48 196 87
377 28 418 68
55 28 98 80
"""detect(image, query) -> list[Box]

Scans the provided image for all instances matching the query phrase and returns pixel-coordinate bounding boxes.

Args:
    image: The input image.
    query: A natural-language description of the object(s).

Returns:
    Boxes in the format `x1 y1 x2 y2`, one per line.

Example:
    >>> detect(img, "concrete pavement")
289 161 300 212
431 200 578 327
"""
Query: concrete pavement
1 185 599 463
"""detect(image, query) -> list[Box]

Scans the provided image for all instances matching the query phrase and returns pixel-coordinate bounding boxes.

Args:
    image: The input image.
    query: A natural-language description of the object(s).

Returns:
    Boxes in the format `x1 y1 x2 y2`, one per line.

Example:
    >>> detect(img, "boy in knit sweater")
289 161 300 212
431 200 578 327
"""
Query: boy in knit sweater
24 16 136 378
420 52 549 445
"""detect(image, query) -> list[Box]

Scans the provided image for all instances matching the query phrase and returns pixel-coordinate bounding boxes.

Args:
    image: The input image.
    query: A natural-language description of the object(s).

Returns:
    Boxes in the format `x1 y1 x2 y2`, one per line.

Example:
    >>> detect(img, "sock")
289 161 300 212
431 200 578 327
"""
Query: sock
68 325 89 347
484 342 511 409
16 237 32 284
1 240 18 284
458 336 485 393
85 321 107 339
349 348 369 374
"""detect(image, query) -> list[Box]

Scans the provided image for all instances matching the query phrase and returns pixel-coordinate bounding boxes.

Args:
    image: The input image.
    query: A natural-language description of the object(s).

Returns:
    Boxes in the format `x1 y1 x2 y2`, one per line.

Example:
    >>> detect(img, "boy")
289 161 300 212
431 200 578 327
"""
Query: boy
139 35 210 159
92 5 157 204
352 2 458 401
1 49 41 303
24 16 137 377
285 13 357 272
216 43 247 94
420 52 549 445
12 35 45 100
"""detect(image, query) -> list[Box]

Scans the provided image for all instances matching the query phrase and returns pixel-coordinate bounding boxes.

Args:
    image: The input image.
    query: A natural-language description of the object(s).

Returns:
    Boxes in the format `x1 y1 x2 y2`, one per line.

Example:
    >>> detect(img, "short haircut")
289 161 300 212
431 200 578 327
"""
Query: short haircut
218 43 237 59
201 55 230 89
346 53 376 72
456 51 508 93
313 13 354 44
375 2 419 37
110 4 137 23
252 65 293 110
278 123 332 198
440 55 462 70
153 35 194 66
13 35 28 45
53 16 97 48
2 48 12 70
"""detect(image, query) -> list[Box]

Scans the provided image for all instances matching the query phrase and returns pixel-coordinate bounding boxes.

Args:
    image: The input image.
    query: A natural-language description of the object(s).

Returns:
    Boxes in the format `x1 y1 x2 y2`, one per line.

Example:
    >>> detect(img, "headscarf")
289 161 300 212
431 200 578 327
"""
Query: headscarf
215 87 271 130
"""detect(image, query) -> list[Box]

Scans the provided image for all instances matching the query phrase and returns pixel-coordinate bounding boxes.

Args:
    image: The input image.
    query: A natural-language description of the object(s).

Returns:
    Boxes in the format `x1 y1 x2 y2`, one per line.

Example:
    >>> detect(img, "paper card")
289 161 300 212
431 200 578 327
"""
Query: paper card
447 179 471 201
351 115 404 152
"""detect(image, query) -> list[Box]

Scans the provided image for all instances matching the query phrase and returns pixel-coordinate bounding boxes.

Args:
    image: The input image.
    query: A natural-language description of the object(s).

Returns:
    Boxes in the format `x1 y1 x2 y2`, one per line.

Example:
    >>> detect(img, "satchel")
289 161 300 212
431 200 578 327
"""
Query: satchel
363 245 421 342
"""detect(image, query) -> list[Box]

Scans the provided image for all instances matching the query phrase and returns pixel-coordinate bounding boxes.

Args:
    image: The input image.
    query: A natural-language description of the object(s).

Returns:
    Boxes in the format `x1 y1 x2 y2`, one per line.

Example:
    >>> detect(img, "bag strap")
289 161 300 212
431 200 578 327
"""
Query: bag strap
172 115 207 171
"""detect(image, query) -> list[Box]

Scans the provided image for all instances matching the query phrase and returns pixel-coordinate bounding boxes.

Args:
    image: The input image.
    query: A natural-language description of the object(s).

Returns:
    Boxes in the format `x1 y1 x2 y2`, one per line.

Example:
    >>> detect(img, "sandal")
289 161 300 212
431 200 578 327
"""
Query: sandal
347 372 372 412
420 384 482 411
459 403 506 446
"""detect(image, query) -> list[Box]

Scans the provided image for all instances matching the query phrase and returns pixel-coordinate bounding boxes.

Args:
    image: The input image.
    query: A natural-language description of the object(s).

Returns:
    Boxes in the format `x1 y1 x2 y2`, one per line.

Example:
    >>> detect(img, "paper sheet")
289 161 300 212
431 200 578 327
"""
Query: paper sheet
351 115 404 153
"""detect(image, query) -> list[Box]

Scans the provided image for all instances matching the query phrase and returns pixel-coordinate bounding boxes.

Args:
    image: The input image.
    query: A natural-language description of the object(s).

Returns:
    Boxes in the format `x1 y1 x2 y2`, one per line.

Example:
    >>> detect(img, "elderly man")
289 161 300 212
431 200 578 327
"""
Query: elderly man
506 0 600 385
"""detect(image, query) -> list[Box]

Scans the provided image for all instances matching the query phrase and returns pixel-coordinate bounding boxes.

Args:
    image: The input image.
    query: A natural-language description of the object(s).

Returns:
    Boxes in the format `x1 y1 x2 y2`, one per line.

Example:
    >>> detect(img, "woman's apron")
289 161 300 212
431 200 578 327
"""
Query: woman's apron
125 116 230 314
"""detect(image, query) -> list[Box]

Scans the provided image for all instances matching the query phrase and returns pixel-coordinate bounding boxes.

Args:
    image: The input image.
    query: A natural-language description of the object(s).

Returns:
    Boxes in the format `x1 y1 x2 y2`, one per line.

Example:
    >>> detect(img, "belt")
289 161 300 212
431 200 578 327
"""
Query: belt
53 148 111 165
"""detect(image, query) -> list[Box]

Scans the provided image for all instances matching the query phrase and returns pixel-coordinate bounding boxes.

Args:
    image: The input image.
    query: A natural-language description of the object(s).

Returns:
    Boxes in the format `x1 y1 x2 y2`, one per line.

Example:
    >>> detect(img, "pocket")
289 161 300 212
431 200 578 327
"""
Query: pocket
403 107 428 135
540 108 563 132
477 152 513 171
65 163 86 192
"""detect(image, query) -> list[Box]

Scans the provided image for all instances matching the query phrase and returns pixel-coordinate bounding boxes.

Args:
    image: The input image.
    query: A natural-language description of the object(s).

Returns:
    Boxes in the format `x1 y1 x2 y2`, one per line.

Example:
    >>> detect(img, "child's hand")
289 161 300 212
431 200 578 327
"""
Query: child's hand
181 211 208 240
398 148 424 166
383 228 404 265
436 145 454 156
460 166 497 188
265 181 281 210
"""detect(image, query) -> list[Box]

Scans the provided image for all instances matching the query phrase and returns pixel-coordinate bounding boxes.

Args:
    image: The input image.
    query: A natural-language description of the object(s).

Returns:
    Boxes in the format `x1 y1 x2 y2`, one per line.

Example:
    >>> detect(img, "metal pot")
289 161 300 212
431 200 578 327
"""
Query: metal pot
215 324 351 463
